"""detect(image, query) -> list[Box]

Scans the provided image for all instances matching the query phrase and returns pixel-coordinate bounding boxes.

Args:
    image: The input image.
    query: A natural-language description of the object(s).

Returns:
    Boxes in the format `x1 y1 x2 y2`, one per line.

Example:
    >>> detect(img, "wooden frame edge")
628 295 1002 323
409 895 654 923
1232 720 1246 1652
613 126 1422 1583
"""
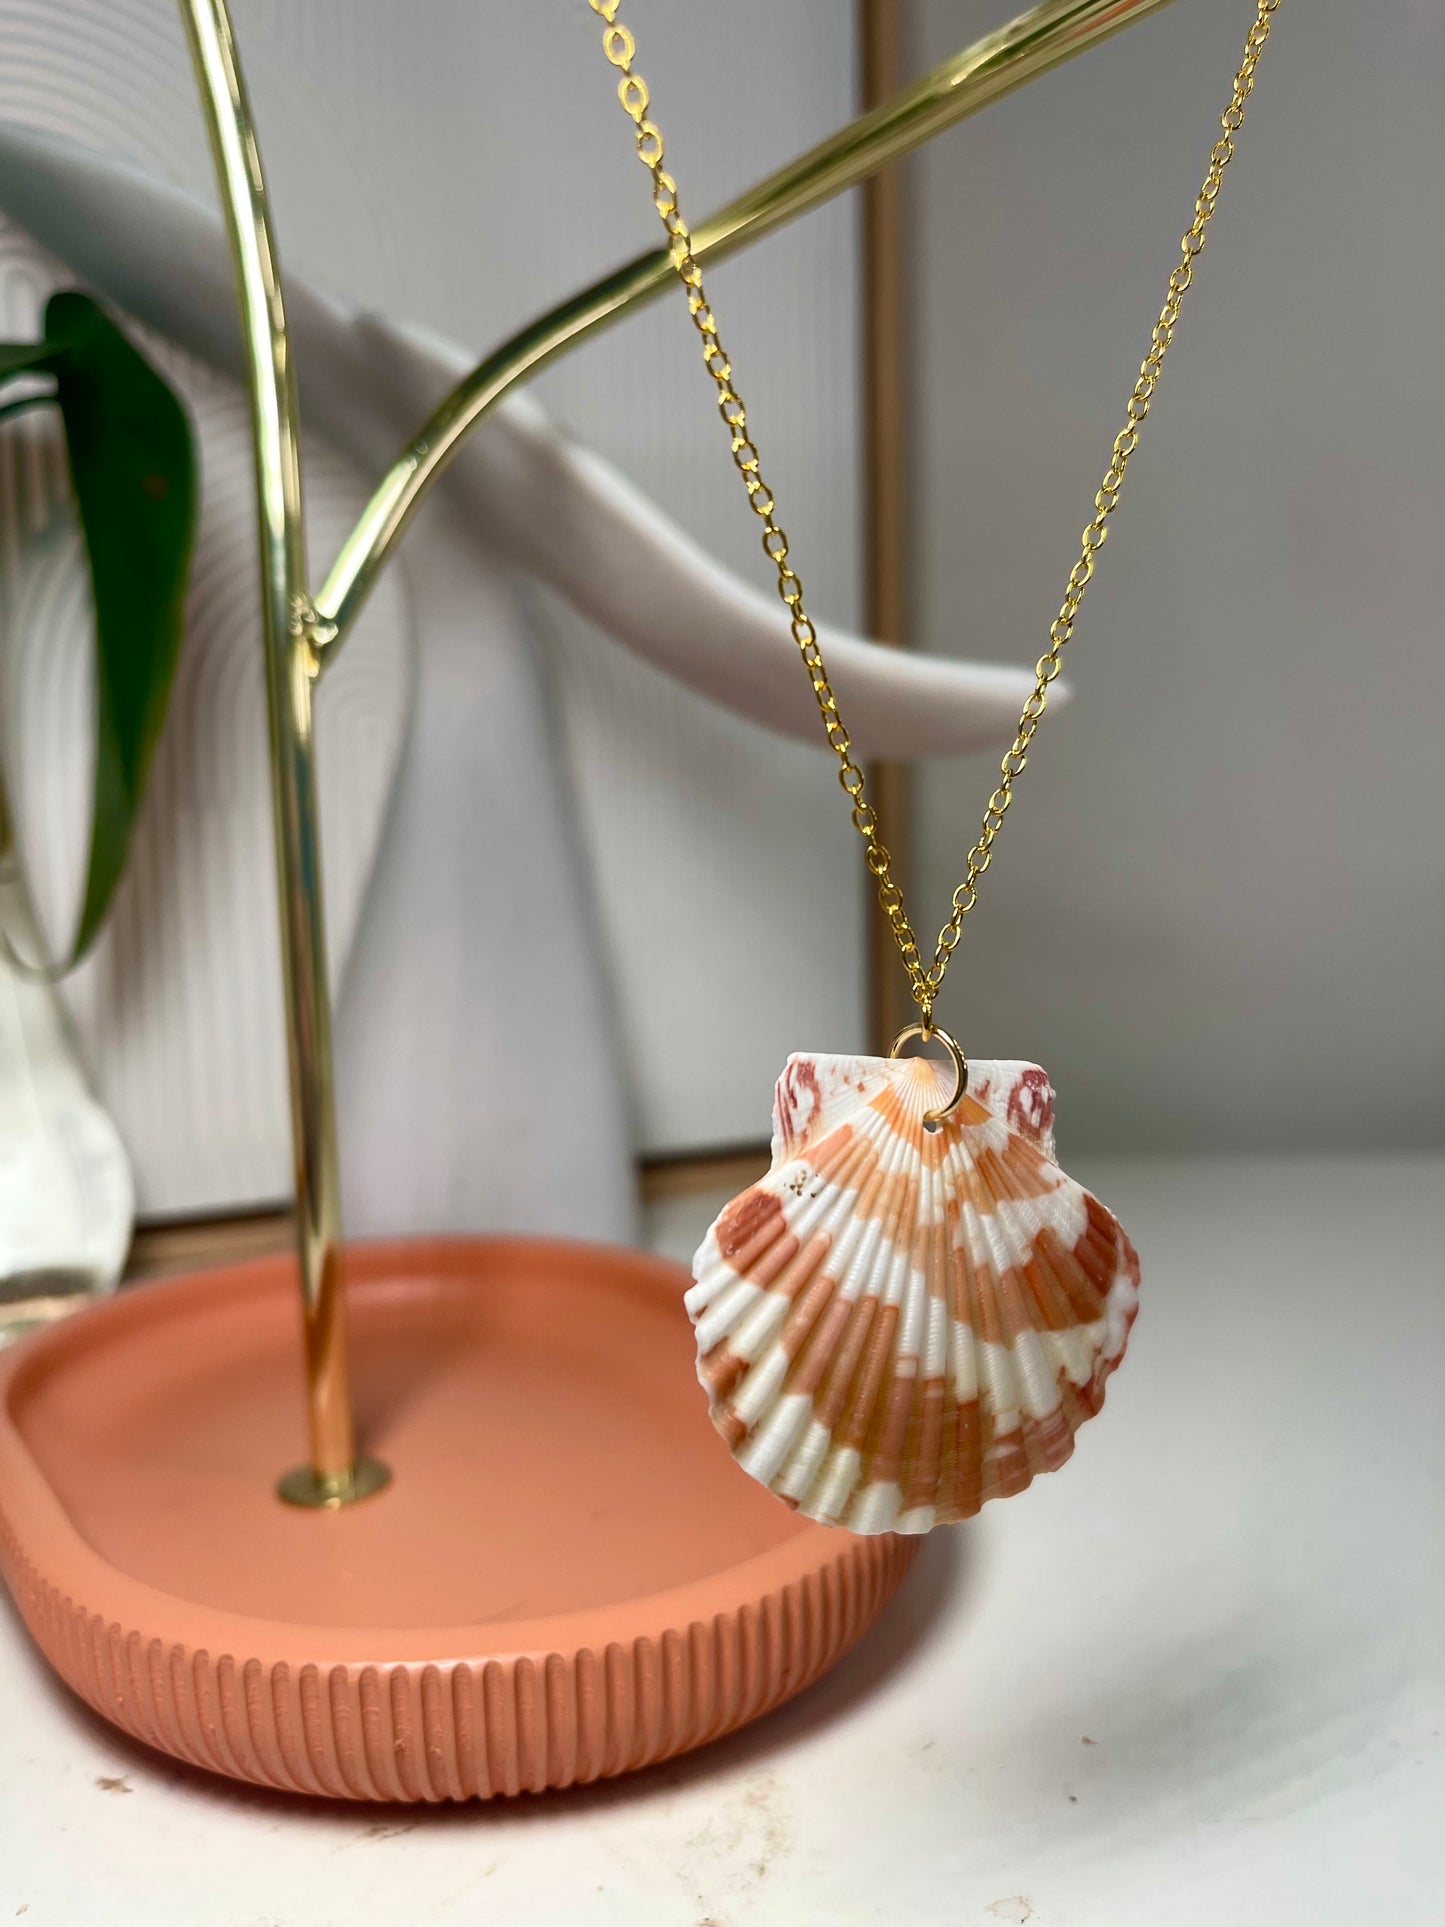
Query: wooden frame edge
860 0 916 1052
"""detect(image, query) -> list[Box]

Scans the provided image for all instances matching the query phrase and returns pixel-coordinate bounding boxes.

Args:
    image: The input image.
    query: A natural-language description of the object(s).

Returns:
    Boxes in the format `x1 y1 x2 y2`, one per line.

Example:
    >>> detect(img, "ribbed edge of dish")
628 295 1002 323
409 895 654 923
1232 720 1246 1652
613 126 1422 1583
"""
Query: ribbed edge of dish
0 1502 913 1800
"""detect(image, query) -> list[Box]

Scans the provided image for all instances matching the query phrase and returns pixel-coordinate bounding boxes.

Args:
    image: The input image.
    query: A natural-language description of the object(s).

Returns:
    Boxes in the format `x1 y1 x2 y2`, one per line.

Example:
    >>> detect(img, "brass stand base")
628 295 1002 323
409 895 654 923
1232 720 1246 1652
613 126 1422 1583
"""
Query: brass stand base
276 1454 392 1510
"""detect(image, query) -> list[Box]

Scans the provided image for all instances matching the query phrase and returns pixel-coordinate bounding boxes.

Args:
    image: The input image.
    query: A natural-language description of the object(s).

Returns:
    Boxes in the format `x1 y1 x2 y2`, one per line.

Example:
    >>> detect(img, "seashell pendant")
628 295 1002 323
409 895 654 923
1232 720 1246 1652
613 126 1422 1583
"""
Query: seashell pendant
688 1049 1140 1535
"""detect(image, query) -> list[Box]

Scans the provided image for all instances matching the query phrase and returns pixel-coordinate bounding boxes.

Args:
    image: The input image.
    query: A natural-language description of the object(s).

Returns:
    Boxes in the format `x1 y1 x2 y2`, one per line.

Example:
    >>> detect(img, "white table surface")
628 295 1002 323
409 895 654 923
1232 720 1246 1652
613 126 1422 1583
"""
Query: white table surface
2 1152 1441 1927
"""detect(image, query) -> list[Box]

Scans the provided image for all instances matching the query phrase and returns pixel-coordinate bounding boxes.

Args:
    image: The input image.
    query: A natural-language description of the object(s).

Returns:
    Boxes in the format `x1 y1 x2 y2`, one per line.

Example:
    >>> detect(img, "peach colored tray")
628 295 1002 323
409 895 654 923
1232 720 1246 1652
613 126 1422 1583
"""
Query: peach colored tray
0 1236 915 1801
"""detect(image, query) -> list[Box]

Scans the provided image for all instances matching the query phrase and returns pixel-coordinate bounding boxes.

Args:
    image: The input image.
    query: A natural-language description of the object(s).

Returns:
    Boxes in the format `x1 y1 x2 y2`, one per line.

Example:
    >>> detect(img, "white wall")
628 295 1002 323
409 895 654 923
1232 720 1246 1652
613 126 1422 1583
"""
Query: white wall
908 0 1445 1151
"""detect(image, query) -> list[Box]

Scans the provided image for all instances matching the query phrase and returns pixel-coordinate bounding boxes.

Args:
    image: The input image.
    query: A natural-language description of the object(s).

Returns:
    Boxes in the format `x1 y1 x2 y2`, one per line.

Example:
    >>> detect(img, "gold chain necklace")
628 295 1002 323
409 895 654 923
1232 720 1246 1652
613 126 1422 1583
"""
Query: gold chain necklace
590 0 1278 1036
586 1 1282 1538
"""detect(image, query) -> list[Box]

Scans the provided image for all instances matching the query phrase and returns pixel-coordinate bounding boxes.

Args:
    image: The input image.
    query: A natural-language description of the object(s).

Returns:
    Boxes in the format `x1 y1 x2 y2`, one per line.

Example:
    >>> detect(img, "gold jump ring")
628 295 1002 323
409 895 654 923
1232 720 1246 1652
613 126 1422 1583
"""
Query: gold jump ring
889 1022 968 1125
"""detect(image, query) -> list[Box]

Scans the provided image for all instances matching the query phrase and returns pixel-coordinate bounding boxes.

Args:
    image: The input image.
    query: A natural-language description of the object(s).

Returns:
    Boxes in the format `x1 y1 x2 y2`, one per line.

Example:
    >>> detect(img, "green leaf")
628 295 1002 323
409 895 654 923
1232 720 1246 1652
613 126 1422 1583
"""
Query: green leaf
0 291 195 968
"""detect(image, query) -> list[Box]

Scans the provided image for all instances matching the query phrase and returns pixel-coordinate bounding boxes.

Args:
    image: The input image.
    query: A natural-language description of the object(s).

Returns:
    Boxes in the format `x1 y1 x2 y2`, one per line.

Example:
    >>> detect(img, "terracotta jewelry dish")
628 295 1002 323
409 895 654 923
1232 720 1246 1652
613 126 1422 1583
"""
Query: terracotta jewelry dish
0 1238 916 1800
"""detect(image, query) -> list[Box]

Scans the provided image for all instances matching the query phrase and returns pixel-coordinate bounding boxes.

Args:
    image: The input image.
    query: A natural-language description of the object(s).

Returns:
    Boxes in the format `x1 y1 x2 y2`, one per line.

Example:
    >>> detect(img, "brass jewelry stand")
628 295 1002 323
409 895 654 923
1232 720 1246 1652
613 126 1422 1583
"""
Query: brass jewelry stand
0 0 1172 1799
191 0 1173 1509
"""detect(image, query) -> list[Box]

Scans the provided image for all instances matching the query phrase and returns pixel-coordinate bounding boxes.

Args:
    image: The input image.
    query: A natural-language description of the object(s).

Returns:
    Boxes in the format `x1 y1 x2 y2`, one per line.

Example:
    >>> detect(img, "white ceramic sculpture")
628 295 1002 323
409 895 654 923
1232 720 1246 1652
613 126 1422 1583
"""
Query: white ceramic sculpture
0 124 1048 1246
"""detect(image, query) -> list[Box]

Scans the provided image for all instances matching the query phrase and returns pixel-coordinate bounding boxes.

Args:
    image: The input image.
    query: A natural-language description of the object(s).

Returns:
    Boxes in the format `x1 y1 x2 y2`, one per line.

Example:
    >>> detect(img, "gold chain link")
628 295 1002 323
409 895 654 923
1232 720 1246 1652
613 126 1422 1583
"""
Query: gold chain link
588 0 1280 1023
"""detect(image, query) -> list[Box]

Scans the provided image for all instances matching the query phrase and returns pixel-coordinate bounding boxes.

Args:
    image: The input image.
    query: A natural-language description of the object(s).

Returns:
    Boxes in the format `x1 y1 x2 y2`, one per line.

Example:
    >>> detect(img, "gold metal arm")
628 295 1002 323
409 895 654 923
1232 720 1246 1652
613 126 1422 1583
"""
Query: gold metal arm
311 0 1175 654
179 0 387 1507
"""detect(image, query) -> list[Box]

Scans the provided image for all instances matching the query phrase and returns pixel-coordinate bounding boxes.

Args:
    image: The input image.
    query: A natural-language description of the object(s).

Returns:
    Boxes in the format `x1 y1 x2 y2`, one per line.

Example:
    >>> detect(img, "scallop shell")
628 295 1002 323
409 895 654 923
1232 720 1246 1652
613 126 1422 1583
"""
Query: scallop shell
688 1052 1140 1534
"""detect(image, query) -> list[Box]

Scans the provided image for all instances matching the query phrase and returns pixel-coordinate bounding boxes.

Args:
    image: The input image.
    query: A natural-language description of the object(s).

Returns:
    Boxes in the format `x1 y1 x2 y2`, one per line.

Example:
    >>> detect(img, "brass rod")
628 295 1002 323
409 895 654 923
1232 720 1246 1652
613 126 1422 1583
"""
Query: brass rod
179 0 381 1502
860 0 917 1053
311 0 1175 653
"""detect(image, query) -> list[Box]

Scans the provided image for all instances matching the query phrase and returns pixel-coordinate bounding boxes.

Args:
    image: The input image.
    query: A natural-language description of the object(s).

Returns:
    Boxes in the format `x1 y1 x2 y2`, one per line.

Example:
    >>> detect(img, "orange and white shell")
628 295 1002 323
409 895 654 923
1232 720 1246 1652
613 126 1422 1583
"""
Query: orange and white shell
687 1052 1140 1534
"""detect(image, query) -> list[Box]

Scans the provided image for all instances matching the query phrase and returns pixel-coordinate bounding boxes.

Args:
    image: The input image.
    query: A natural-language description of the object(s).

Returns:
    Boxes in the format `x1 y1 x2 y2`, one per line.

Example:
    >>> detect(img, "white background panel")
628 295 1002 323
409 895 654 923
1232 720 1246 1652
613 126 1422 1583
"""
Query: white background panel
908 0 1444 1152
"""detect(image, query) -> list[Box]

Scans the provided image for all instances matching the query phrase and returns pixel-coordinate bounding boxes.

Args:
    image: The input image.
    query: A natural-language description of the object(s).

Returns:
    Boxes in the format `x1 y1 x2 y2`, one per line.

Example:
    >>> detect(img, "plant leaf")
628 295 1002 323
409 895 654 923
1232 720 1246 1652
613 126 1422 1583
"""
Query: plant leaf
0 291 195 968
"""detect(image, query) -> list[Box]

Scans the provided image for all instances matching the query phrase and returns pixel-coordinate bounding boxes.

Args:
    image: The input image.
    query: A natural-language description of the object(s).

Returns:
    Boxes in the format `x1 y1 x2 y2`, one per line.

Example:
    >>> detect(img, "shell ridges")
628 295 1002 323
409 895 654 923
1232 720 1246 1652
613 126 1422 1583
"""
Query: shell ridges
690 1053 1140 1534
